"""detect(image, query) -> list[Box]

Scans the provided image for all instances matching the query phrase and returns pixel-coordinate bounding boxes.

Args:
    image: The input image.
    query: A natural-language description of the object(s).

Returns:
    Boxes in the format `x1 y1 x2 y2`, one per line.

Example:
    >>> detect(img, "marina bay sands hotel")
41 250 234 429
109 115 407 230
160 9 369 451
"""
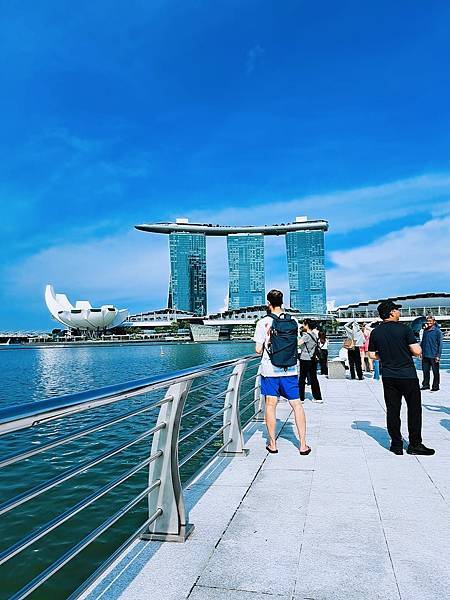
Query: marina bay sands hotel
135 216 328 317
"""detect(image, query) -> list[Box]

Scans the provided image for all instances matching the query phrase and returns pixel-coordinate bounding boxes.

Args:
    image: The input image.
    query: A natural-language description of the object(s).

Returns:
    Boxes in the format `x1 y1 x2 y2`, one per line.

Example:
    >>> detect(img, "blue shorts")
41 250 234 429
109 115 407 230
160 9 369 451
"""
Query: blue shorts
260 376 299 401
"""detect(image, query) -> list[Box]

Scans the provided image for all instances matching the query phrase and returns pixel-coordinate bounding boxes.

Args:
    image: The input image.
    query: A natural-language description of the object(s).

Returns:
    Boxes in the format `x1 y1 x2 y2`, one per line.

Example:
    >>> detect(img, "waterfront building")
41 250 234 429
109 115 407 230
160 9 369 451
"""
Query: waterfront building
285 227 327 314
227 234 265 309
335 292 450 325
136 216 328 314
45 285 128 331
168 231 207 316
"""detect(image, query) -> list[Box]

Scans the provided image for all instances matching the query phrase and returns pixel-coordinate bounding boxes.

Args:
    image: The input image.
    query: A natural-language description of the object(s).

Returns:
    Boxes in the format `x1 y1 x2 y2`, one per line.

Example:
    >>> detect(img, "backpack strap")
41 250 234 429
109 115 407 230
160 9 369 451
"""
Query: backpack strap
264 312 288 356
305 331 319 359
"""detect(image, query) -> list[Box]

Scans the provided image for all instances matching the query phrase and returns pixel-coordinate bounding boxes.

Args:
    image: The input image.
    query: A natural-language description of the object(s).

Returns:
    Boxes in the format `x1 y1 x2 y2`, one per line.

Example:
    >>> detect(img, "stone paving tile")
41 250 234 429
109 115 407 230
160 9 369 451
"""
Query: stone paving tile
80 373 450 600
295 545 400 600
196 534 300 597
189 586 290 599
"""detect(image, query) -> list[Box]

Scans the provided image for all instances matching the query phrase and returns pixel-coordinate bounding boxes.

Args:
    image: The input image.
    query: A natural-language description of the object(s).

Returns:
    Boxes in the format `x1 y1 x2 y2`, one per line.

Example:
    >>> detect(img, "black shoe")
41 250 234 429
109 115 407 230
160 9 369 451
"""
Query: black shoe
407 443 435 455
389 446 403 455
420 386 430 391
430 388 440 392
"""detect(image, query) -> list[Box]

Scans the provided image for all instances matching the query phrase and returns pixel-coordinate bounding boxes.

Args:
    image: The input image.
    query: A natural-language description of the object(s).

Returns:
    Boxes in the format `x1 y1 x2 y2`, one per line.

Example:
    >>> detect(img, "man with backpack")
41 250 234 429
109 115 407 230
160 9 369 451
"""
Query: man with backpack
298 319 323 403
254 289 311 455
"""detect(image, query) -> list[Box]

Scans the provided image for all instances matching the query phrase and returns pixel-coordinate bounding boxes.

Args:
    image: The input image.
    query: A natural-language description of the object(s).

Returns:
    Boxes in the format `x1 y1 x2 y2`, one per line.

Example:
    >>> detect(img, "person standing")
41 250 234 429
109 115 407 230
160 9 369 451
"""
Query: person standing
318 331 328 375
368 300 435 455
344 320 364 380
420 315 443 392
369 322 381 380
360 323 373 373
253 289 311 455
298 319 323 403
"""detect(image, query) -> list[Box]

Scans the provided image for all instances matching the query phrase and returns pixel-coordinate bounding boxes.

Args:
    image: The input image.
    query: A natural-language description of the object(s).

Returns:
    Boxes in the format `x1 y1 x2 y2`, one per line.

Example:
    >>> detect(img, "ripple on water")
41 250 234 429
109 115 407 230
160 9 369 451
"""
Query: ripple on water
0 342 254 600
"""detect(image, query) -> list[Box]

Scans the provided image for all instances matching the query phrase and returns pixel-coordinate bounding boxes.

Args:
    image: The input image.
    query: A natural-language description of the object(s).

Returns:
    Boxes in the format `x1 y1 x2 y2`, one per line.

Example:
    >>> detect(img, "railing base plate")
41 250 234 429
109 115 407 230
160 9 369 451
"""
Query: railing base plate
141 523 195 543
220 448 250 456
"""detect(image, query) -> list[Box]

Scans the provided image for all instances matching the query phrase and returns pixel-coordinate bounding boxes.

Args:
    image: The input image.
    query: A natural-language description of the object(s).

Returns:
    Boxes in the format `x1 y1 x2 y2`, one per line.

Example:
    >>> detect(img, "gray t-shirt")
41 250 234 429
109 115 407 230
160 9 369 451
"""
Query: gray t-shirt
299 332 318 360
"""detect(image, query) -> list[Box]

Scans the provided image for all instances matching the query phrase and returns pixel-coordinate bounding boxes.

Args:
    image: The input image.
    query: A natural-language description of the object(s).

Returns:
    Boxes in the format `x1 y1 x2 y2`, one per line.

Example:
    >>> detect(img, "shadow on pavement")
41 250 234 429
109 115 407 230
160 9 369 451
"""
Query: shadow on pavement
351 420 391 448
423 405 450 433
277 420 299 449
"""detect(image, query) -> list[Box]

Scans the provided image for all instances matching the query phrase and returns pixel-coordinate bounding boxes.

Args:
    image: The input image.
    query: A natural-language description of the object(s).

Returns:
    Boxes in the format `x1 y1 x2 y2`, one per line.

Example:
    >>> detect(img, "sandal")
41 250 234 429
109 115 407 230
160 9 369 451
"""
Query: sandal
266 445 278 454
299 446 311 455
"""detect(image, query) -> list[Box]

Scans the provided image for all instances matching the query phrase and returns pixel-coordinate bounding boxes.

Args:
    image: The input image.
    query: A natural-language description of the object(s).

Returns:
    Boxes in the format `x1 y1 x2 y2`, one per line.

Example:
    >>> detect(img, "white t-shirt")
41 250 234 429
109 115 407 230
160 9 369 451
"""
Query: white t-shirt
253 314 299 377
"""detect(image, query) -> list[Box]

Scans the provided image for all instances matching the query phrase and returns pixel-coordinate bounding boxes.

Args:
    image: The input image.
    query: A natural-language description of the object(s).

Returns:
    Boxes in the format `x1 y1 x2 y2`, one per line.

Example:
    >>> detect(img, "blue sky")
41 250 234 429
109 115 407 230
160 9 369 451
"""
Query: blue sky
1 1 450 330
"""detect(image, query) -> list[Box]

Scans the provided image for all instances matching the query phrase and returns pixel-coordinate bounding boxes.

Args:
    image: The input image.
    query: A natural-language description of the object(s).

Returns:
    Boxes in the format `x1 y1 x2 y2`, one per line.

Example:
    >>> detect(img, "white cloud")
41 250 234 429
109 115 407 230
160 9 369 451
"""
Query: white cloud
5 173 450 324
6 231 170 309
327 216 450 305
189 173 450 234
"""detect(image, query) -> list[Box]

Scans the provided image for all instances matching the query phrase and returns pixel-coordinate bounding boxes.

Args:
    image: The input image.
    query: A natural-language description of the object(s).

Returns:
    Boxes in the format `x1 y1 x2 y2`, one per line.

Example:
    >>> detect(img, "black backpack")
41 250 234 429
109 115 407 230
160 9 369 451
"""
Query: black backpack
306 331 323 362
266 313 298 369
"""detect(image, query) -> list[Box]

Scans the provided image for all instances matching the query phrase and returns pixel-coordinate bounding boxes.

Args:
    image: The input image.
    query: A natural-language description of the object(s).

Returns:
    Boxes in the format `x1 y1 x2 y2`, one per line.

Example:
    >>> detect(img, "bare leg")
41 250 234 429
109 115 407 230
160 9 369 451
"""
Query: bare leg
289 399 309 452
265 395 278 450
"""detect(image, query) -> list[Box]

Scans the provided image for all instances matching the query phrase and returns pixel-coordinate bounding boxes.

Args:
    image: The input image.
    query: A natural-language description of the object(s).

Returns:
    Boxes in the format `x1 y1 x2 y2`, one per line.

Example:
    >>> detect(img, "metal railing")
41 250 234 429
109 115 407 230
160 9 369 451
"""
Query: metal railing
0 355 263 600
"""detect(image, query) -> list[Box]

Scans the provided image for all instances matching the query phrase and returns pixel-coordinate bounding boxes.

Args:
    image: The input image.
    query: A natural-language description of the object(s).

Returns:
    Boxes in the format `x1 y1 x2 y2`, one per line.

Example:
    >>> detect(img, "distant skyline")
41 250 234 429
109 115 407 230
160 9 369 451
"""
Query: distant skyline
1 1 450 329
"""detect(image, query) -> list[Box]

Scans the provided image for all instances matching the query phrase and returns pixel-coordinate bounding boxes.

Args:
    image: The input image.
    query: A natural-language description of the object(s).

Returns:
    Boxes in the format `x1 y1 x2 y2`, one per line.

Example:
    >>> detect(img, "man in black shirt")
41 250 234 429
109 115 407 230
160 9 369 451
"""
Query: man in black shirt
368 300 435 456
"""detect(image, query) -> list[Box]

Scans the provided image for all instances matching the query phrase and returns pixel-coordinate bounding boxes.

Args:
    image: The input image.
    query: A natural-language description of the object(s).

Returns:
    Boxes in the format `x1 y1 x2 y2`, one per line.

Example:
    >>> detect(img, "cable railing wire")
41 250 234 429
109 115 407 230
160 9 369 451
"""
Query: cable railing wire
0 353 262 600
179 422 232 468
0 423 165 517
0 451 162 567
0 395 172 470
10 483 162 600
179 404 232 444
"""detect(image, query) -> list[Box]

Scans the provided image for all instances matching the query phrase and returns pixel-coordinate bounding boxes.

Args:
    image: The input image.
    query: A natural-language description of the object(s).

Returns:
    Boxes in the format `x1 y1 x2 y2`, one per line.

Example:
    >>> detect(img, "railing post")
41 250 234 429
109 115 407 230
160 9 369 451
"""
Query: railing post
253 370 265 422
222 359 249 455
142 380 194 542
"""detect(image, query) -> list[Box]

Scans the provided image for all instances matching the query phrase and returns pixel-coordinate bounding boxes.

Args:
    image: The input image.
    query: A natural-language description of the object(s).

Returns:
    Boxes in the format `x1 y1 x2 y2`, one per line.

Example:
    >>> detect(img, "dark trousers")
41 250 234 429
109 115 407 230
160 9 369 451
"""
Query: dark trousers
422 357 440 390
348 347 363 380
299 359 322 401
382 377 422 447
319 349 328 375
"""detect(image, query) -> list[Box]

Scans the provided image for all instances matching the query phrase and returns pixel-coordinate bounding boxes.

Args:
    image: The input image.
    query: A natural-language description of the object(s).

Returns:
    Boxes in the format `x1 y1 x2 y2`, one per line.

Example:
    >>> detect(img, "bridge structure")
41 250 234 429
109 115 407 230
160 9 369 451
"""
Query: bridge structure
135 217 328 317
0 353 449 599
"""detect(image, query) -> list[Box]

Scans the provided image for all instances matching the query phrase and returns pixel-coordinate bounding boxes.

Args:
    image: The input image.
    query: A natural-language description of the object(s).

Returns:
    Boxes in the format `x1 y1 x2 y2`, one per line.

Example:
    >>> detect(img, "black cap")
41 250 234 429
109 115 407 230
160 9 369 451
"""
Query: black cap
377 300 402 319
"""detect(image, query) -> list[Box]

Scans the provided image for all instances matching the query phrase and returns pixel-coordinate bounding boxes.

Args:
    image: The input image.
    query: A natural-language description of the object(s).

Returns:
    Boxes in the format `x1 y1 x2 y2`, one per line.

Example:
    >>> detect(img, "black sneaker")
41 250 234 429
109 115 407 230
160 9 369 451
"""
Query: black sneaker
420 386 430 391
389 446 403 455
407 443 435 455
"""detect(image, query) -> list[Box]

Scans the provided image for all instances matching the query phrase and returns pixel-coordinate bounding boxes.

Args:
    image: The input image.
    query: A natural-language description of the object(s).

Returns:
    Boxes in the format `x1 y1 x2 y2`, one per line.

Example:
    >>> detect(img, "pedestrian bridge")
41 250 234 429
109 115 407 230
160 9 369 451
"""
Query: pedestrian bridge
0 361 449 599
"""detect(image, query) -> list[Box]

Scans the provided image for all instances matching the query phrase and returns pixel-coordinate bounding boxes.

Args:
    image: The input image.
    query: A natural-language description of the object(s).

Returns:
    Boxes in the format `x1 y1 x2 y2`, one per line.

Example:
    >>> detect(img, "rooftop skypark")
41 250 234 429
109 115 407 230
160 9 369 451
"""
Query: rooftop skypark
135 216 329 236
136 217 328 316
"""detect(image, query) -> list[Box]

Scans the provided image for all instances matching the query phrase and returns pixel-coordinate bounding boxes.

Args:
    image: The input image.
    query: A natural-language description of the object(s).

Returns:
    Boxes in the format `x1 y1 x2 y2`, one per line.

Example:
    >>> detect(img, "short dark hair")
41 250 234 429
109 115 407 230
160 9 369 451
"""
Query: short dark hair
267 289 283 307
303 318 316 329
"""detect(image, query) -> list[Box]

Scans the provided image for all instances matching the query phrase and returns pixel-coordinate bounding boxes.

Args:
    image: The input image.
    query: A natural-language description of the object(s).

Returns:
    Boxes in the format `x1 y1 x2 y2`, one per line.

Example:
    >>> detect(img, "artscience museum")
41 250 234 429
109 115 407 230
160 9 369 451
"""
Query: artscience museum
45 285 128 332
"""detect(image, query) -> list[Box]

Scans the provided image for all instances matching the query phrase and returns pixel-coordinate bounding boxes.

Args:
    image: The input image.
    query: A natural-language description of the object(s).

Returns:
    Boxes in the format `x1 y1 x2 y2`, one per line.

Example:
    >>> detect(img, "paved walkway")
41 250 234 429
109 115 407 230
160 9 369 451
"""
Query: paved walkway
81 374 450 600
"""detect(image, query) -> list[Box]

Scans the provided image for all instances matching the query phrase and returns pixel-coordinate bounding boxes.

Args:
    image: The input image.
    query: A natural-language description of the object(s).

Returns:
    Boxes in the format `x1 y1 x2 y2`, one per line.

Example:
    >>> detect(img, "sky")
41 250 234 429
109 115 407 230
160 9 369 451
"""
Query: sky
1 1 450 330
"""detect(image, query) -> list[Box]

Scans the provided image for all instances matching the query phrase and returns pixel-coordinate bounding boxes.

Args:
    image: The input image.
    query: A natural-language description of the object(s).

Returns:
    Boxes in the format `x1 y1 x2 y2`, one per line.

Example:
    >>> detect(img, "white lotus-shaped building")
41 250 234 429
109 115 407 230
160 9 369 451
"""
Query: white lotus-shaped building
45 285 129 331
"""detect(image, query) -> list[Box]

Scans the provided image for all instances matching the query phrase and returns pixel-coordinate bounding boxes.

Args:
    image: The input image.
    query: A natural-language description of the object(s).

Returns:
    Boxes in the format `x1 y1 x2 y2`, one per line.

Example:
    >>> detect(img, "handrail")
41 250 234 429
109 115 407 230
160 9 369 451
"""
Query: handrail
0 353 263 600
0 425 165 517
0 396 172 469
11 485 163 600
0 452 161 566
0 355 258 435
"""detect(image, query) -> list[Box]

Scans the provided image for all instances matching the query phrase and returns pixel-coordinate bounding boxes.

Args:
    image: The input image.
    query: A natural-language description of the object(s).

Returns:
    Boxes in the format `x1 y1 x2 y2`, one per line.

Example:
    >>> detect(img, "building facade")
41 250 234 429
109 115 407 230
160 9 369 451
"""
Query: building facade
137 217 328 316
335 293 450 322
227 234 265 309
168 232 207 316
285 229 327 314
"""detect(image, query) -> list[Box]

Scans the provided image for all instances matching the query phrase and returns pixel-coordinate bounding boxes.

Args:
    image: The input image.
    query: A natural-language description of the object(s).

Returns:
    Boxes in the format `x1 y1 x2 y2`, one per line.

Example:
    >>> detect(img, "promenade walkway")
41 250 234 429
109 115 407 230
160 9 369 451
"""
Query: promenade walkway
81 374 450 600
